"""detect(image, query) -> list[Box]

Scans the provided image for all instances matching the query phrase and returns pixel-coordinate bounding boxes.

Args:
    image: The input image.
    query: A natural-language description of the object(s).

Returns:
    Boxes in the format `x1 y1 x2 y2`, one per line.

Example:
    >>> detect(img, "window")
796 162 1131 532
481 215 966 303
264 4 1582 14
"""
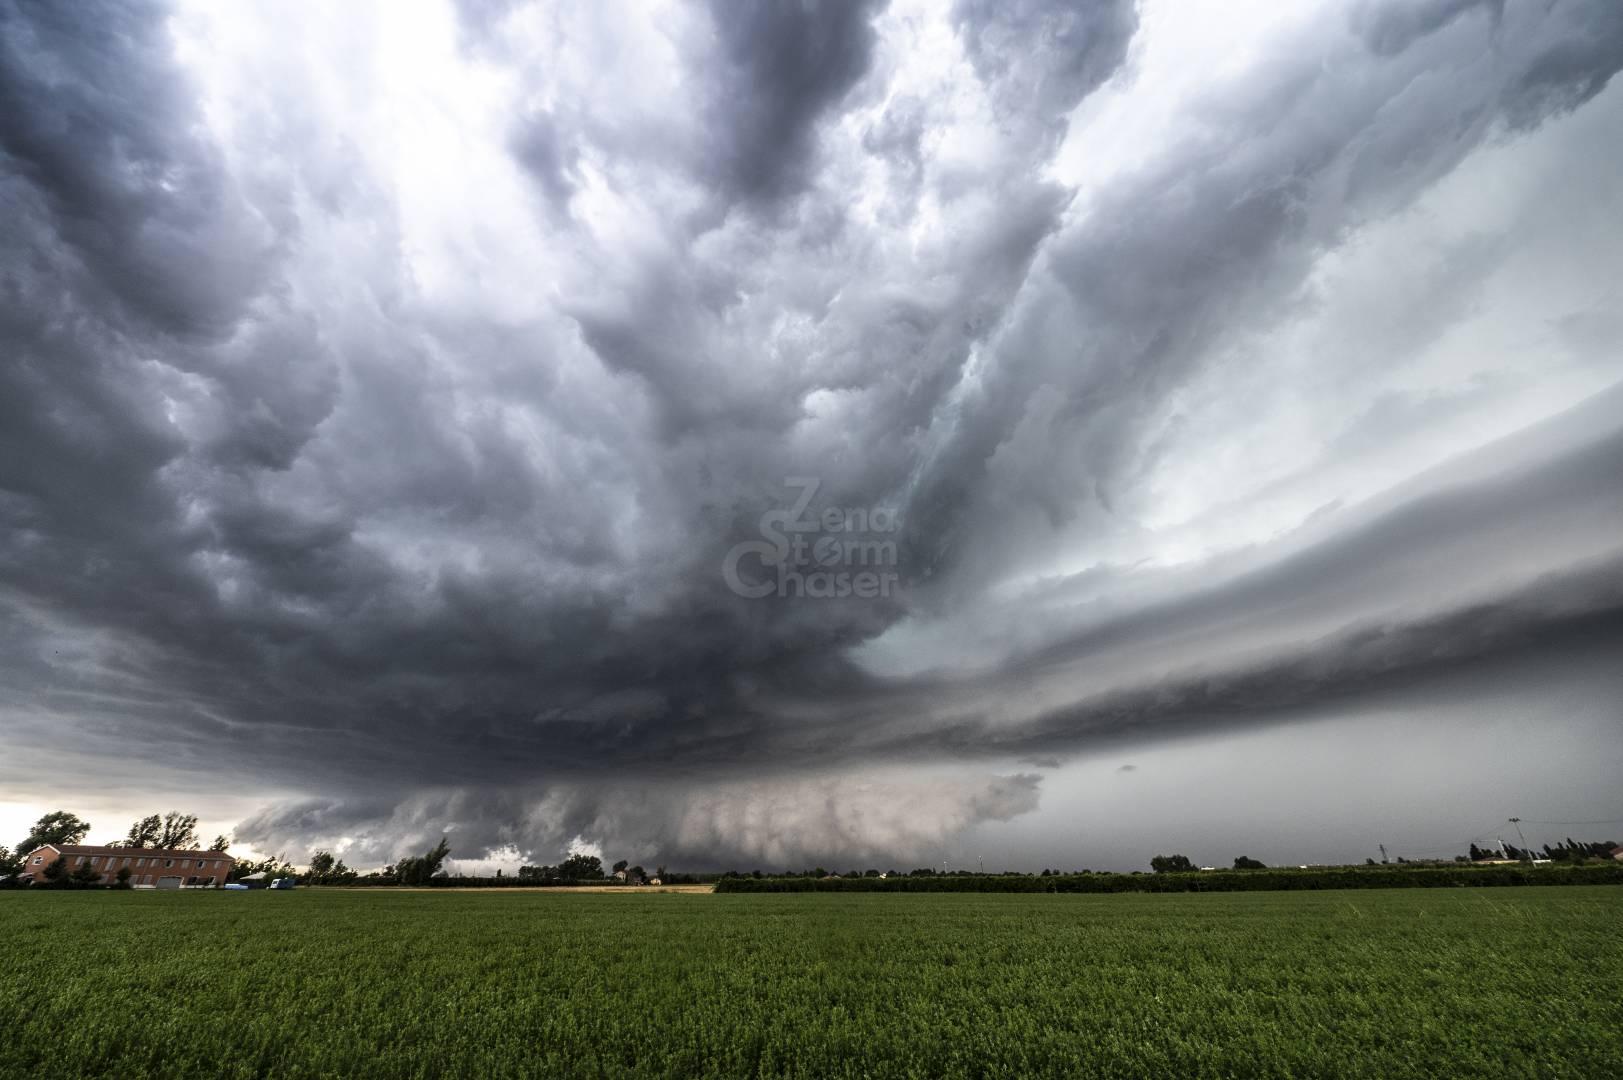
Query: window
31 856 42 865
164 859 174 868
137 857 147 867
196 860 206 868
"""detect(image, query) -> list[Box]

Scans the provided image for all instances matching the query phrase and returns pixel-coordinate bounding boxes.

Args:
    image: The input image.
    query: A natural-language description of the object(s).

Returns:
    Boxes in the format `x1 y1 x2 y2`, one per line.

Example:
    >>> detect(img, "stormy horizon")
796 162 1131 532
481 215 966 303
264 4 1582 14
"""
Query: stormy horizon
3 0 1622 875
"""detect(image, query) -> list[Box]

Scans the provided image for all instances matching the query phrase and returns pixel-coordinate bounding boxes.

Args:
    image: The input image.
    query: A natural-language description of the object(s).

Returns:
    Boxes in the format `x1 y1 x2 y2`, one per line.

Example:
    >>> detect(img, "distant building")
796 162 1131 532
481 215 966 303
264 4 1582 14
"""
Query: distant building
19 845 235 888
1610 845 1623 862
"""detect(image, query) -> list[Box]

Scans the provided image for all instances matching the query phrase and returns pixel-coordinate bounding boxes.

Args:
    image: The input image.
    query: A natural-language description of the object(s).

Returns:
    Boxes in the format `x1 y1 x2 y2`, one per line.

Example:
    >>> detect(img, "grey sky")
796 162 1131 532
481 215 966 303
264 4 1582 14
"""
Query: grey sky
2 0 1620 871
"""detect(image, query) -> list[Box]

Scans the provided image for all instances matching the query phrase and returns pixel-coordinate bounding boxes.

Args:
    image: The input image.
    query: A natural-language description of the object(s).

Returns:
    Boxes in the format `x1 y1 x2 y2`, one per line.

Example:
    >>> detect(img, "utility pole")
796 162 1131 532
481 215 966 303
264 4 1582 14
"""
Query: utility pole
978 855 984 875
1378 844 1388 865
1509 817 1532 863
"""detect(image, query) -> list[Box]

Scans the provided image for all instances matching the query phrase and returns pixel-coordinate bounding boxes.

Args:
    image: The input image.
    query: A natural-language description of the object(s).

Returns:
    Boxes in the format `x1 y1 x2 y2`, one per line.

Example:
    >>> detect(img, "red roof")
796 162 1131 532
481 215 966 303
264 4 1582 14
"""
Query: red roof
30 844 232 860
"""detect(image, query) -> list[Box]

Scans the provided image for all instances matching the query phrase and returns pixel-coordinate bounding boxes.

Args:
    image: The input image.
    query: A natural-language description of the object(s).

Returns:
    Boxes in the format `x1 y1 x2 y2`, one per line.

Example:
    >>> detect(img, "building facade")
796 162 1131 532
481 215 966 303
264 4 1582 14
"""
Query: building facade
19 845 236 887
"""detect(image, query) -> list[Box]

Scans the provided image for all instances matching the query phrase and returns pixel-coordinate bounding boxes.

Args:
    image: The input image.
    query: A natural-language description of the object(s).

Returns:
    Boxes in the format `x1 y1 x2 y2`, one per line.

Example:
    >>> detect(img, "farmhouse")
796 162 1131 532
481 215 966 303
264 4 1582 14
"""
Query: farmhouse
19 845 235 888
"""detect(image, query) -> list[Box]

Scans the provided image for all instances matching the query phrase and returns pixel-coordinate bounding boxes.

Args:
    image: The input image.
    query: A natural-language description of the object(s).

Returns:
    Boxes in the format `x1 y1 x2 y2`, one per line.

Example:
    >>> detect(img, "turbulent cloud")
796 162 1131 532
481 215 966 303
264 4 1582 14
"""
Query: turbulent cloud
234 770 1043 869
0 1 275 338
2 0 1621 866
701 0 888 209
954 0 1138 130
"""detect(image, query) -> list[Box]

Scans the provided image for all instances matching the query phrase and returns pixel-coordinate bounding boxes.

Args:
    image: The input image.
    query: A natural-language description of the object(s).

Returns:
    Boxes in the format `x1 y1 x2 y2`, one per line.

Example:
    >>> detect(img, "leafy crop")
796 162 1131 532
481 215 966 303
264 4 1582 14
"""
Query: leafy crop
3 887 1620 1077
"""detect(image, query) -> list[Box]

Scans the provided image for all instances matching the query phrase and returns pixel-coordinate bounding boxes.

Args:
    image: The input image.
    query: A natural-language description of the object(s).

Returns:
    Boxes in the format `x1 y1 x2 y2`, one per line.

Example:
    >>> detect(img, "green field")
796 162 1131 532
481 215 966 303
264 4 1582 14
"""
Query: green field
5 887 1621 1078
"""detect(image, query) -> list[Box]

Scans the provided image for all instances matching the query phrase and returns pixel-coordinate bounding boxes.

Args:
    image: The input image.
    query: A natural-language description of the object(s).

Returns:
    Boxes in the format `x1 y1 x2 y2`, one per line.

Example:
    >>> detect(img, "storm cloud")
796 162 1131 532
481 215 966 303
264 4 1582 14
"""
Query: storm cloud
2 0 1621 869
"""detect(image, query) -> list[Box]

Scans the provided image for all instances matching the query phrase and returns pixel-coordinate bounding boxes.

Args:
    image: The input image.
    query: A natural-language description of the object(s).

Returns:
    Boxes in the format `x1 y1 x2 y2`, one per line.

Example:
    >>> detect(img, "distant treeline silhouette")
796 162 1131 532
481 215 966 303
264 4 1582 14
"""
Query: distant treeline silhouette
715 864 1623 894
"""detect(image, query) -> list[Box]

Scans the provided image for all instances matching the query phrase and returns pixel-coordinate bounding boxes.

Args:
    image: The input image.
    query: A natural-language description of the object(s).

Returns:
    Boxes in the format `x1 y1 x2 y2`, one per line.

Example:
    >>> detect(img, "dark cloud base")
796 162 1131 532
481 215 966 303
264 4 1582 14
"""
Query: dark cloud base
2 0 1622 863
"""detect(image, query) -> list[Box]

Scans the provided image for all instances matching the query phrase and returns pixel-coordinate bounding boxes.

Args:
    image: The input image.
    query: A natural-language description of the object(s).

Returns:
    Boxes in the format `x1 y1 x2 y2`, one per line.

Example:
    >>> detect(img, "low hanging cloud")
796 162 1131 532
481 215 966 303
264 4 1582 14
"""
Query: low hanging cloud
233 770 1043 870
2 0 1622 864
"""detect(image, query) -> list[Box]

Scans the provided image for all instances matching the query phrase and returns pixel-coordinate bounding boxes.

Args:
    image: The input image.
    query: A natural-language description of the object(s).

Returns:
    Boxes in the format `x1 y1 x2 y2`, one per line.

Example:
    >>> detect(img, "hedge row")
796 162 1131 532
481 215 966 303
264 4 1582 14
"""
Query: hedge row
713 864 1623 894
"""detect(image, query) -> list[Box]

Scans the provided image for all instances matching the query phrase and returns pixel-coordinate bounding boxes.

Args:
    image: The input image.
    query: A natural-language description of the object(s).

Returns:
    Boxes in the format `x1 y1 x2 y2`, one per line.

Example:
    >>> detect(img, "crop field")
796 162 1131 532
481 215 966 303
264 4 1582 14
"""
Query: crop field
4 887 1621 1078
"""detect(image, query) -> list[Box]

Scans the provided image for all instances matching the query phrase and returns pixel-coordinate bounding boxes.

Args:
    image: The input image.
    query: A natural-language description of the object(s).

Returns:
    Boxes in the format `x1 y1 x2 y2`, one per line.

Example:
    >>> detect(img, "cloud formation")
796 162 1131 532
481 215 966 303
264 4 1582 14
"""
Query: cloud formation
234 769 1043 870
2 0 1621 866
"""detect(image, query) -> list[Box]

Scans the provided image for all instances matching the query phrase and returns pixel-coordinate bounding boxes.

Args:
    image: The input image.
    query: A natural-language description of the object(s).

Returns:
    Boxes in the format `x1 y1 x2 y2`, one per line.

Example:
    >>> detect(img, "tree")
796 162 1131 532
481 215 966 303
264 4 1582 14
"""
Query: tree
157 812 200 850
114 866 133 889
391 838 452 886
612 859 629 874
1232 856 1266 870
40 857 70 888
557 853 603 881
1150 854 1195 874
208 835 230 853
18 811 90 853
0 846 22 878
122 814 162 848
118 811 202 850
305 850 357 886
69 858 102 888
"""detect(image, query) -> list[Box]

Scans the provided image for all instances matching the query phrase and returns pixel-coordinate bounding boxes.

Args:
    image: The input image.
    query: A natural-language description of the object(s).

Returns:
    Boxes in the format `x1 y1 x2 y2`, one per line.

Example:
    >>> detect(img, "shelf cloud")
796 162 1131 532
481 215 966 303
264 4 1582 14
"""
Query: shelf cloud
3 0 1621 867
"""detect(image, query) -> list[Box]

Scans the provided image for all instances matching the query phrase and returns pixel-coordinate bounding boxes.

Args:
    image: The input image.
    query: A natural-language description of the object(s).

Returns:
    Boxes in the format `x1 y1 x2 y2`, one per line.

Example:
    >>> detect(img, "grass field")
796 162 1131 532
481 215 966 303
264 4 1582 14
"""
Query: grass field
5 887 1620 1078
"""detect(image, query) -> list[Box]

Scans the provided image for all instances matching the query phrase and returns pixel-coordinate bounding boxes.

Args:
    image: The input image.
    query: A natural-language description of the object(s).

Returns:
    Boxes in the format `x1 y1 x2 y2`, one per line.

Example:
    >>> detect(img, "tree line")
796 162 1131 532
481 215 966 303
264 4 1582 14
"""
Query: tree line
717 863 1623 894
1466 838 1621 863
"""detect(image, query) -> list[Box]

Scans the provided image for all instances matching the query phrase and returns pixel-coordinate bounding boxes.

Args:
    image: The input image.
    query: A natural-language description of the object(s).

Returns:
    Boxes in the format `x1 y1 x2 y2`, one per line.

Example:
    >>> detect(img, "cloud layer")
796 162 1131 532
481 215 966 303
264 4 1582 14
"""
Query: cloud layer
2 0 1621 866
